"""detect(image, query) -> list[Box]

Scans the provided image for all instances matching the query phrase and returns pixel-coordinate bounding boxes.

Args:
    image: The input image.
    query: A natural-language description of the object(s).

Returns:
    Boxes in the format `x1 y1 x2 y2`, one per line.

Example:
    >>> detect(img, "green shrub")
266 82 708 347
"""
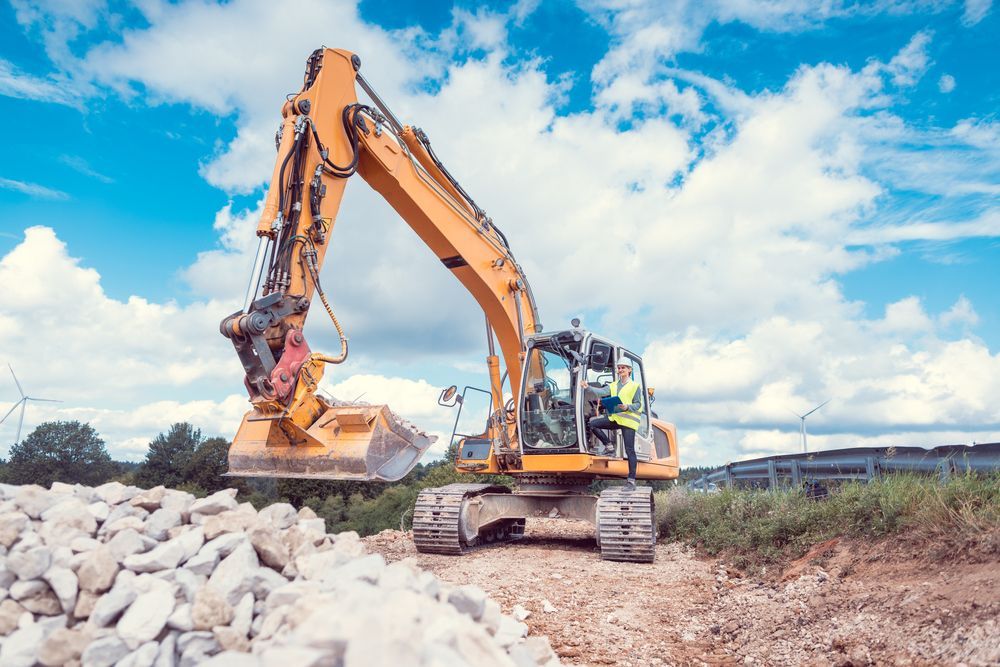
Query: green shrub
656 474 1000 568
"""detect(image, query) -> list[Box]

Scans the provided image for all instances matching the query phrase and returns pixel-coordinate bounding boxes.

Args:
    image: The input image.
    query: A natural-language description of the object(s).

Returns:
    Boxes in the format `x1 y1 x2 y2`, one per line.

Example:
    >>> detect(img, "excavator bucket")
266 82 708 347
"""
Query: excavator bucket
226 404 435 481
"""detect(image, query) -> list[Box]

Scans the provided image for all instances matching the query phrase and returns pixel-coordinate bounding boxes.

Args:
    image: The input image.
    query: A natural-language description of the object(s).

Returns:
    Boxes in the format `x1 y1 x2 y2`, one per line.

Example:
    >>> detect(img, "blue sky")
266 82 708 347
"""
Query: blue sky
1 0 998 464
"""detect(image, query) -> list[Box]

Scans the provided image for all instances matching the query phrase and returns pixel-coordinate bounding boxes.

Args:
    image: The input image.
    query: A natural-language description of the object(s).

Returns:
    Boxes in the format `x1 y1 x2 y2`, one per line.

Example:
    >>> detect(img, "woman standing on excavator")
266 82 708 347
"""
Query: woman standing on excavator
581 358 642 490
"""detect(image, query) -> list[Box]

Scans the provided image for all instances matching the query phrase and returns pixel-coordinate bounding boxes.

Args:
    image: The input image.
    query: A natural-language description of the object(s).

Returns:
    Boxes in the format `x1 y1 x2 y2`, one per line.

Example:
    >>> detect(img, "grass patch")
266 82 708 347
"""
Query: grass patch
655 473 1000 569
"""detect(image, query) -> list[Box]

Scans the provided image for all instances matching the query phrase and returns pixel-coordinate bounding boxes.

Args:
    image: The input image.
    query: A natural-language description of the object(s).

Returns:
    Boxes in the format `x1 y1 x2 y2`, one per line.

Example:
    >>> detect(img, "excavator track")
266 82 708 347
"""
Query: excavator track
596 486 656 563
412 483 525 555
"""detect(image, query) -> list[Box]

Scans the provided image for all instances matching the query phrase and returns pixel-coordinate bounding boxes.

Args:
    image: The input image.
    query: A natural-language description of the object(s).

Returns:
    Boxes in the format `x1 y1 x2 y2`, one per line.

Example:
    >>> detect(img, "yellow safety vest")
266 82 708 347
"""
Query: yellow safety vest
609 379 641 430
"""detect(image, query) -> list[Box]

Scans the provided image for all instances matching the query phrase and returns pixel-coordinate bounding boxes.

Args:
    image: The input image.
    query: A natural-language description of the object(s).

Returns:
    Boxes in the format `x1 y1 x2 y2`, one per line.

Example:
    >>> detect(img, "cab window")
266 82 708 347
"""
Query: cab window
623 352 650 438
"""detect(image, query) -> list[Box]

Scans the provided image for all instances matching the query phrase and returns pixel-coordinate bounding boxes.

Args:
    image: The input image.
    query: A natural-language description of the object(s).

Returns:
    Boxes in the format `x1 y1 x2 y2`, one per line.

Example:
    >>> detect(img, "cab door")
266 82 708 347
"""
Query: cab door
620 349 653 461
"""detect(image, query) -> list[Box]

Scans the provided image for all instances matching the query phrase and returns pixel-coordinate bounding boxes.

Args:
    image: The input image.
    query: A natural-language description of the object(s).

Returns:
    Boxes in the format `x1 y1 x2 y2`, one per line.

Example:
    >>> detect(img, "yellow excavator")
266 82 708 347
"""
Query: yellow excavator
220 48 680 562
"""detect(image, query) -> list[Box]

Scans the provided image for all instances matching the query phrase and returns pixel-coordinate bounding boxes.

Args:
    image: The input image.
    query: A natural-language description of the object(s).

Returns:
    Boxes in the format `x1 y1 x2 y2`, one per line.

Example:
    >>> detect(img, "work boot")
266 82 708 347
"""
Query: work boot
624 479 636 491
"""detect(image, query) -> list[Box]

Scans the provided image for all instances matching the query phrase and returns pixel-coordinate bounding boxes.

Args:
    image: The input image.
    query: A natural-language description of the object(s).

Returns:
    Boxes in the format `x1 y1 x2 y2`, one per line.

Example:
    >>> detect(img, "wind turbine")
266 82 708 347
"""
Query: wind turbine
1 365 62 446
790 399 831 453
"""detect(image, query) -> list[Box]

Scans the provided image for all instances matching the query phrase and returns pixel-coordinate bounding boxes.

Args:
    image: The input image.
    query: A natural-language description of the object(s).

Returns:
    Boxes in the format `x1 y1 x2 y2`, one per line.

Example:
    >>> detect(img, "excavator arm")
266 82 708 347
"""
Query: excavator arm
220 48 539 480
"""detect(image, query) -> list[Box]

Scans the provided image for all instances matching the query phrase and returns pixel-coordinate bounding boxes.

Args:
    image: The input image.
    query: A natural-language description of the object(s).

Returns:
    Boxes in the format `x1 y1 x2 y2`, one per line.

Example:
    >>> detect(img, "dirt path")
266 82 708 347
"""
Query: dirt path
363 520 1000 666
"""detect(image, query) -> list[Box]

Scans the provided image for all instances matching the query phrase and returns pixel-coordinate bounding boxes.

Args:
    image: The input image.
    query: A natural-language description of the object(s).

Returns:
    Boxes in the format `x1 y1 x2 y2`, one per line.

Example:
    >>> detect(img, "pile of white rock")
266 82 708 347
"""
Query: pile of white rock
0 481 560 667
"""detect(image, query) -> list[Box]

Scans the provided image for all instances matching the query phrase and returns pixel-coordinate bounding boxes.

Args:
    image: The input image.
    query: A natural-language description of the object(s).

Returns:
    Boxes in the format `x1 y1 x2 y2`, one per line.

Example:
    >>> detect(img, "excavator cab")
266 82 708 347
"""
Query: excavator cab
519 328 619 455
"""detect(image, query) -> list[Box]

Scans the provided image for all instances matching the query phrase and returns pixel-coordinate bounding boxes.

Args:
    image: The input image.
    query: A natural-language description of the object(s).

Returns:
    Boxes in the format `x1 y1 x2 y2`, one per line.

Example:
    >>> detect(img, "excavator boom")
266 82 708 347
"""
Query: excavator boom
221 49 538 480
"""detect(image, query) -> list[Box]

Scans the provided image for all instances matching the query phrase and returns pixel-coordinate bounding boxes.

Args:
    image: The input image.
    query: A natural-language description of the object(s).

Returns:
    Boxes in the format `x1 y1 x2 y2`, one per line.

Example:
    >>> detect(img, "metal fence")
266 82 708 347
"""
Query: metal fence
687 442 1000 492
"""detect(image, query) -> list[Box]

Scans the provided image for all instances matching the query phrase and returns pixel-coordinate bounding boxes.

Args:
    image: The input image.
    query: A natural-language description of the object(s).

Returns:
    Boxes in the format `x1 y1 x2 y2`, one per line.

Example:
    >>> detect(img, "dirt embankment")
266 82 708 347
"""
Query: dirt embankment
364 519 1000 667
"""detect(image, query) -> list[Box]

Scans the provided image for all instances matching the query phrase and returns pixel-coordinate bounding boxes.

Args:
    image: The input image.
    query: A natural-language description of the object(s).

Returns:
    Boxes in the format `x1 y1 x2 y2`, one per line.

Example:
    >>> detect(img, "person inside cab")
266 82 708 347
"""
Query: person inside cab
581 358 641 490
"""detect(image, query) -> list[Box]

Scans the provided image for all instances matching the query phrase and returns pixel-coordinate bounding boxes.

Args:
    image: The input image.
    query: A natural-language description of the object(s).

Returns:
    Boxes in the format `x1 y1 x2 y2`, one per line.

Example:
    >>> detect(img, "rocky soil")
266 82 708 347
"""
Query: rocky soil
365 519 1000 666
0 482 560 667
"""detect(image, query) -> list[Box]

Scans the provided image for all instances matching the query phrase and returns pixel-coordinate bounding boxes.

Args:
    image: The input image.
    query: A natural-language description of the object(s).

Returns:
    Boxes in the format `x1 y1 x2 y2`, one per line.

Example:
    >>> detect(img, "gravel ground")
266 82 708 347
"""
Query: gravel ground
364 519 1000 666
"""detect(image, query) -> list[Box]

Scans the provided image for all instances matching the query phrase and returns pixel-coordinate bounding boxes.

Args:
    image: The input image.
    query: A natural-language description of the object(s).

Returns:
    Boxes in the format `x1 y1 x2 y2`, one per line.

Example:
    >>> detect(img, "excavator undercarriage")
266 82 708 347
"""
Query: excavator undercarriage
413 480 656 562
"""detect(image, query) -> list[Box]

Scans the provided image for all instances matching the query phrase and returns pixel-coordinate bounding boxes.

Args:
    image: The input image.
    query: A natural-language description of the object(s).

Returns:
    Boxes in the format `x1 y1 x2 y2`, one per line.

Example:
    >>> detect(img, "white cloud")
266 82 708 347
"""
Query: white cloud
10 0 105 75
0 58 78 105
939 296 979 328
0 177 69 200
938 74 956 93
0 227 240 457
883 30 933 88
59 155 114 184
847 211 1000 244
961 0 992 25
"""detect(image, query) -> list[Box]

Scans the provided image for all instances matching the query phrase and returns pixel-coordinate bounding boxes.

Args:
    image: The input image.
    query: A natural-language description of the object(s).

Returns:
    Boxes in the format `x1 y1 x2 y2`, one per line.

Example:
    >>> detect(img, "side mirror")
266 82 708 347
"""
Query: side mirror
588 342 612 368
438 385 462 407
647 387 656 405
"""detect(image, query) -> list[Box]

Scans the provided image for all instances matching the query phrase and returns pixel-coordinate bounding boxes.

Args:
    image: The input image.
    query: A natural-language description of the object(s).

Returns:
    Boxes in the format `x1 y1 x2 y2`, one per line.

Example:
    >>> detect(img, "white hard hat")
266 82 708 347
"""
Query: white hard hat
616 358 633 369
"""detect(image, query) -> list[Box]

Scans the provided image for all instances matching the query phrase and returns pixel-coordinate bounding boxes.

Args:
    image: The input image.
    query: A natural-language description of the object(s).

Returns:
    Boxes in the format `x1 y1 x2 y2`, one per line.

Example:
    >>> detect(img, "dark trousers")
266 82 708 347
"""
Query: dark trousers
588 416 637 480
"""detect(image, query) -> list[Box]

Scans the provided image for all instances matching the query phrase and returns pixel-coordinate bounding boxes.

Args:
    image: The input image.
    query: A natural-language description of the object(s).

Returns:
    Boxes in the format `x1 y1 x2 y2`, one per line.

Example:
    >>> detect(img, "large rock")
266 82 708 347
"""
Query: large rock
0 511 30 548
249 567 291 600
82 633 132 667
493 616 529 648
118 641 160 667
203 510 256 541
177 630 221 664
93 481 136 506
18 584 63 615
168 602 194 632
0 598 27 634
158 567 203 603
71 536 103 553
326 553 385 584
213 626 250 652
231 593 254 638
154 633 178 667
191 588 234 631
294 548 354 581
38 625 94 666
117 577 177 649
448 584 488 621
0 561 15 589
248 526 289 570
79 546 120 593
124 528 203 573
103 501 149 529
189 489 238 517
91 578 139 627
74 589 100 619
8 545 52 580
184 548 220 577
161 490 196 518
0 622 47 667
10 577 48 600
130 486 166 511
41 498 98 535
258 503 297 530
202 533 249 559
105 516 146 537
15 485 61 518
145 508 183 541
43 565 78 613
207 541 259 606
107 528 149 562
87 501 111 522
